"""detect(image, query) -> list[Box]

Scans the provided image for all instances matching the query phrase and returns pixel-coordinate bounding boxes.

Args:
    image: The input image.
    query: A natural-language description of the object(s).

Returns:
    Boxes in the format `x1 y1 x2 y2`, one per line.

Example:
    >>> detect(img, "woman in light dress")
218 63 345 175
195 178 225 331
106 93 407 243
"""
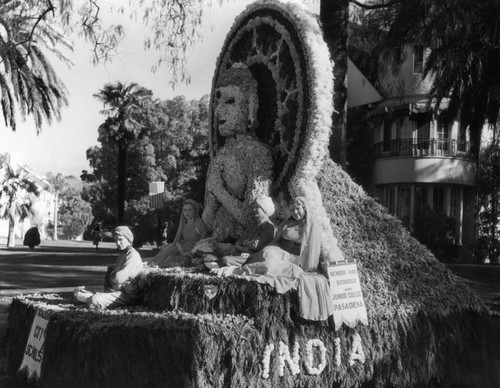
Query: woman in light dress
150 199 207 268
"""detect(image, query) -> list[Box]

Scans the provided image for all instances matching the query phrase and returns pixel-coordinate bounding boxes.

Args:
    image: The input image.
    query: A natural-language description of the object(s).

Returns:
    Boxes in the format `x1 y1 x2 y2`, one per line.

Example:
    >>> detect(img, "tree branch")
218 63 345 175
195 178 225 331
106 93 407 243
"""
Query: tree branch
15 1 55 51
349 0 403 10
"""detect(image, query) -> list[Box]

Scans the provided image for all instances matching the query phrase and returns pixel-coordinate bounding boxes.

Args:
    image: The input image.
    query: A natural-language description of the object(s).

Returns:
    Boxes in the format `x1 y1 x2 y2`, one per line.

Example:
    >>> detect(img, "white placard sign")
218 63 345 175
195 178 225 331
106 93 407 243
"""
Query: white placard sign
328 262 368 331
18 306 60 381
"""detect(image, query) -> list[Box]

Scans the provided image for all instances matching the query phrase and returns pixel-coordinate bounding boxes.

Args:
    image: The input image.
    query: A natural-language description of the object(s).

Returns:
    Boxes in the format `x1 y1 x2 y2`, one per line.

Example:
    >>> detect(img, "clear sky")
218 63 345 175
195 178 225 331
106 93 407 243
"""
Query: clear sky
0 0 318 177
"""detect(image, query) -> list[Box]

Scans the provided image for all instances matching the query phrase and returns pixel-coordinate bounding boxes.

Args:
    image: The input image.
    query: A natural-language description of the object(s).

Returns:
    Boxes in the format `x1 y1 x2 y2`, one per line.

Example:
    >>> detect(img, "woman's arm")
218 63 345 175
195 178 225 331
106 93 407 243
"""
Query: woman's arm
195 218 208 239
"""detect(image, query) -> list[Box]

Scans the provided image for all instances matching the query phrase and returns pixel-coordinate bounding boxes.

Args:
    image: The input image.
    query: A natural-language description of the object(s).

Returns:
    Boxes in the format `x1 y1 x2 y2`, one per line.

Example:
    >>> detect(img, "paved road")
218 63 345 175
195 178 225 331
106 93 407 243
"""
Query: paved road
0 239 157 387
0 239 498 386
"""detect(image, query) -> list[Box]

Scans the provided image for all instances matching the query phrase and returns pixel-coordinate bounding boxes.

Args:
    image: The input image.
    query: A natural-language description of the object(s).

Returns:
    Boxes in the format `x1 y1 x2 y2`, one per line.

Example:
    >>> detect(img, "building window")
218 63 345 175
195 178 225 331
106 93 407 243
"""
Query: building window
398 186 411 228
415 114 430 153
457 125 467 152
383 119 392 152
433 187 445 214
387 186 396 215
413 45 424 74
397 117 413 155
437 118 450 152
415 185 428 213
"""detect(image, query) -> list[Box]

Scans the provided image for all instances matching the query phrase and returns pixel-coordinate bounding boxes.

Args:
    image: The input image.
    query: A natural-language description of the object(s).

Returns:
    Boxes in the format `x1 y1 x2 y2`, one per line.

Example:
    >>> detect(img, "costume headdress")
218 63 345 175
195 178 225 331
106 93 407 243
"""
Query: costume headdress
255 195 275 217
114 226 134 244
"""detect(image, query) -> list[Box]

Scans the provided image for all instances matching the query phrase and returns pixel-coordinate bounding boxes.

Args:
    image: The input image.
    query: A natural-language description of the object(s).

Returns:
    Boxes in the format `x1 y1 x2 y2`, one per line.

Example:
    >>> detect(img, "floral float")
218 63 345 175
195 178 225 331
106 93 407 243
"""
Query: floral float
2 1 495 388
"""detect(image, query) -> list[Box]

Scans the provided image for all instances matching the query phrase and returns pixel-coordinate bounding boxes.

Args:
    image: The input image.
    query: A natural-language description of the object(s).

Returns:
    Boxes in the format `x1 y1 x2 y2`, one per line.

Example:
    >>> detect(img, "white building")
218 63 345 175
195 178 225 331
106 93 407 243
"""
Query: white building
0 153 54 241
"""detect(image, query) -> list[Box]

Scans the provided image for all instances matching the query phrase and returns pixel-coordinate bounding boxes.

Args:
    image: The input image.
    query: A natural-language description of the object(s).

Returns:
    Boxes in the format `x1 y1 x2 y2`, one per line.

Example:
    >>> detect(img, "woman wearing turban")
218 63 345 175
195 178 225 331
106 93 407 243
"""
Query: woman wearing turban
221 195 276 266
150 199 208 268
74 225 144 309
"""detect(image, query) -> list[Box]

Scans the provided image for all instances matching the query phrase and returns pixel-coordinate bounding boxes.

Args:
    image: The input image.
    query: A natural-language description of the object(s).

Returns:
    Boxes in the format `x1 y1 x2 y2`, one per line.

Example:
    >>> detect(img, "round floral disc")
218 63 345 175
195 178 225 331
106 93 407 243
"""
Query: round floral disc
210 0 333 196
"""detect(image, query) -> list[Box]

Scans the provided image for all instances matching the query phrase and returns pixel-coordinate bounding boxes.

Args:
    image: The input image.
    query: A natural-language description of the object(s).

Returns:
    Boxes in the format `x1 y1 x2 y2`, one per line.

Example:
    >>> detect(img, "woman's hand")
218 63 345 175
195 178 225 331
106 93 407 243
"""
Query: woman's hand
242 239 258 249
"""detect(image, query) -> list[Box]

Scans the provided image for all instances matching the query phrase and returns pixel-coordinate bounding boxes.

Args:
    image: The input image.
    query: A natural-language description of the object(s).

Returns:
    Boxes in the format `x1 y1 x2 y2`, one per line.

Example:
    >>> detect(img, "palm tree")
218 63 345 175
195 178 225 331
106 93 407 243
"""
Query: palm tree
0 162 39 247
46 172 66 240
93 82 153 223
0 0 72 132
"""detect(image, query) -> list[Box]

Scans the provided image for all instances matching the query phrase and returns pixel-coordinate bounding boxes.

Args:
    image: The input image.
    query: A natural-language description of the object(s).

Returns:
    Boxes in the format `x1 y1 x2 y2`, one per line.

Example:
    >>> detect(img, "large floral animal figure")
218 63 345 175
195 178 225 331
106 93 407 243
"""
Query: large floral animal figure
203 64 274 241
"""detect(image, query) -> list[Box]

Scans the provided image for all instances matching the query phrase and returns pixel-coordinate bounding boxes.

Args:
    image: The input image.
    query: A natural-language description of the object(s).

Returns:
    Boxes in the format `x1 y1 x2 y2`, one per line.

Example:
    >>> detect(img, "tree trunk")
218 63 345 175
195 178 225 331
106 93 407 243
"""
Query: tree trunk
7 214 16 248
491 124 499 262
117 145 127 224
53 192 59 240
321 0 349 167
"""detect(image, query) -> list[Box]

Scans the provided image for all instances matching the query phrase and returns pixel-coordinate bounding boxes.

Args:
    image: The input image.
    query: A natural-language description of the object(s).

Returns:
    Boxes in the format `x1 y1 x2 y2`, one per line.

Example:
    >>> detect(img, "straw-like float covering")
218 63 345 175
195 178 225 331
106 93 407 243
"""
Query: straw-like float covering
2 0 496 387
3 160 495 387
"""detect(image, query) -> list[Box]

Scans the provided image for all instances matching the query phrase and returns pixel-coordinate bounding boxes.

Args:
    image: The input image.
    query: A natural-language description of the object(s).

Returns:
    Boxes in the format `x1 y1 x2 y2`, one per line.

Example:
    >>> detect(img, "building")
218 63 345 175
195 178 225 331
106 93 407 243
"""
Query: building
0 153 54 241
348 45 478 259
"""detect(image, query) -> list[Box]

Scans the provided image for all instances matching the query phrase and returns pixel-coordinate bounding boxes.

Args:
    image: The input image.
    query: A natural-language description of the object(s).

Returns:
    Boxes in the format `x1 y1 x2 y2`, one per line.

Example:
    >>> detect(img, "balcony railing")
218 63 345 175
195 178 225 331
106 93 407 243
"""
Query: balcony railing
373 138 474 160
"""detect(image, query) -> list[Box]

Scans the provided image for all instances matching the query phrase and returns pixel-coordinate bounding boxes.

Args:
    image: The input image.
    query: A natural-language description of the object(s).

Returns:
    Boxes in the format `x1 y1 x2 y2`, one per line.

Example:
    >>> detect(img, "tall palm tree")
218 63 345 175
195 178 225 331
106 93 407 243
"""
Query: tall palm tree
46 172 66 240
93 82 153 223
0 0 72 132
0 162 39 247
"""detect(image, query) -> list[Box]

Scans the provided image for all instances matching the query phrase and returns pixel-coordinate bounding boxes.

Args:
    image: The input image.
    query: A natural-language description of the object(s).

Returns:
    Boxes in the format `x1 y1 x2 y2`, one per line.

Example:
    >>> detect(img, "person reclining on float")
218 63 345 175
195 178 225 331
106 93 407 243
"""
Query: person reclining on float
149 199 208 268
220 195 276 266
73 226 143 309
214 196 335 321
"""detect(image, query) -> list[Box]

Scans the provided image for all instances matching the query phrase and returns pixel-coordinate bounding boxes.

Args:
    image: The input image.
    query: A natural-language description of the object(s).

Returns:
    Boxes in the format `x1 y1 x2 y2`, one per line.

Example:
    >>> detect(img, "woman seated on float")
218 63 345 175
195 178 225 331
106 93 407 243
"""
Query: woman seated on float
215 196 334 321
240 195 320 276
150 199 208 268
220 195 276 266
74 226 143 309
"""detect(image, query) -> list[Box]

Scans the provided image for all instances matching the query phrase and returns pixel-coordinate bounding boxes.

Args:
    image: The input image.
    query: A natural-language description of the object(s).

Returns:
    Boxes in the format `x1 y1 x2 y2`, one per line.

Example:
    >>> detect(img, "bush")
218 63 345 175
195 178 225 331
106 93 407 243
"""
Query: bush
23 227 41 249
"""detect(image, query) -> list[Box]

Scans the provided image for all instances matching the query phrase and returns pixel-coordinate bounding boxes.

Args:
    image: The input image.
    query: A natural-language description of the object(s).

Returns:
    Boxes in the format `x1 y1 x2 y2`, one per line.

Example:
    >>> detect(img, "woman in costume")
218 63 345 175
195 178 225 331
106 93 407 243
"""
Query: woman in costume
214 196 333 321
74 226 143 309
150 199 208 268
221 195 276 266
241 196 321 276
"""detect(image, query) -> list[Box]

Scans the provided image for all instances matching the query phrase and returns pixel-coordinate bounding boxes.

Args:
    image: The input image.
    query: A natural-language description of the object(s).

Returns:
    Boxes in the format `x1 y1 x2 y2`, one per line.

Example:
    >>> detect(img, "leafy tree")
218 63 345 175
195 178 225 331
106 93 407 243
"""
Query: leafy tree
84 94 209 243
93 81 153 223
412 205 457 262
349 0 500 149
476 135 500 263
59 195 93 239
0 0 72 131
45 173 93 240
0 160 39 247
0 0 218 131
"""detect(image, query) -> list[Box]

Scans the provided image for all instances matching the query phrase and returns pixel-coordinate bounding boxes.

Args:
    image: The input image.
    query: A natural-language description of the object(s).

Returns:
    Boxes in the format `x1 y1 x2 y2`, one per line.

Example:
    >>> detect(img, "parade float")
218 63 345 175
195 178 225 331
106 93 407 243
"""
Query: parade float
2 1 495 387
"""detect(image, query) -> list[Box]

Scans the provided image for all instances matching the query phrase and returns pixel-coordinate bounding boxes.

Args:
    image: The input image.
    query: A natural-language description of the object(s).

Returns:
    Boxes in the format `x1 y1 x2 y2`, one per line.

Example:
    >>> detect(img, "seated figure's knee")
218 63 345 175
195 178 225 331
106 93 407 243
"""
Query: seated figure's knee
221 256 231 266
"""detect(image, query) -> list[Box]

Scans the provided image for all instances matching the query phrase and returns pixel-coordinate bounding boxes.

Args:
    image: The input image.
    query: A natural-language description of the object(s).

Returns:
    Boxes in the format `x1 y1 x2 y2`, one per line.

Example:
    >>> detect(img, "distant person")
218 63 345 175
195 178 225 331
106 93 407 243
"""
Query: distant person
74 226 144 309
92 225 101 250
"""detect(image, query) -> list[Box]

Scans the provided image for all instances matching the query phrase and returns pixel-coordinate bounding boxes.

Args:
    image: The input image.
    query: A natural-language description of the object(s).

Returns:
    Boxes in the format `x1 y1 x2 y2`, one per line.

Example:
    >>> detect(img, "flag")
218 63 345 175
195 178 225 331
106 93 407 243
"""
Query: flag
148 182 165 209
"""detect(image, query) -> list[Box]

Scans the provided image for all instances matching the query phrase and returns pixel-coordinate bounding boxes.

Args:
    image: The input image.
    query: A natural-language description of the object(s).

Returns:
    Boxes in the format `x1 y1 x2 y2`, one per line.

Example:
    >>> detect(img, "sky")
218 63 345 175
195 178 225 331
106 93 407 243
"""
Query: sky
1 0 320 177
